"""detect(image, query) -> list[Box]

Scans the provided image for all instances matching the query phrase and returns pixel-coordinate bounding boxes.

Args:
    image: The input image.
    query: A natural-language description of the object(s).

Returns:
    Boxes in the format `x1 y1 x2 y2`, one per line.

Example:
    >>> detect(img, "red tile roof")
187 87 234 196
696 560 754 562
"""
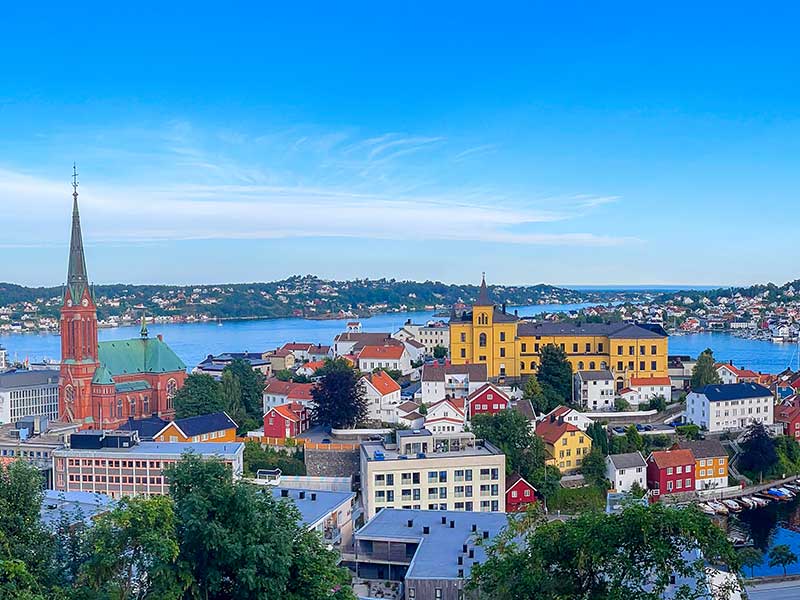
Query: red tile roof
281 343 314 352
535 419 581 444
358 345 405 360
366 370 401 395
271 403 301 422
648 449 694 469
263 379 314 401
467 383 510 403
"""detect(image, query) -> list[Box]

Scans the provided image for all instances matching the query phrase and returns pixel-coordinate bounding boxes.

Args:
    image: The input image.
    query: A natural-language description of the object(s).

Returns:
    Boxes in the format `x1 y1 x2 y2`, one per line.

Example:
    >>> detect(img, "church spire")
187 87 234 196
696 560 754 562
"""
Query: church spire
140 311 149 339
66 164 89 302
476 272 491 306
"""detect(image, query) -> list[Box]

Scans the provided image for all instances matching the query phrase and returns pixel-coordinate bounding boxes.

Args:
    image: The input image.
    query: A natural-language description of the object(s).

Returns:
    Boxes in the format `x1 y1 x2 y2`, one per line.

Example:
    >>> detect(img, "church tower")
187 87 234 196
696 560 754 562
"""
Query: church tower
59 165 100 424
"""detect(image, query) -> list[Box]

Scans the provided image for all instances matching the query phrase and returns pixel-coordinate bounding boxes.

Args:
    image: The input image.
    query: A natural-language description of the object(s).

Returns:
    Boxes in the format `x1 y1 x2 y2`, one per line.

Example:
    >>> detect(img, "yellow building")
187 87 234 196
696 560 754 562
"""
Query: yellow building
449 276 669 389
675 439 728 490
153 412 238 443
535 415 592 474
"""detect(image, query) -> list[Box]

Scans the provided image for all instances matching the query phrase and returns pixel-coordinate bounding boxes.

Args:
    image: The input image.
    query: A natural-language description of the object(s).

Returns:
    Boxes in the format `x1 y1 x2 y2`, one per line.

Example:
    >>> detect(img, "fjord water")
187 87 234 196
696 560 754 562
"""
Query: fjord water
1 307 798 373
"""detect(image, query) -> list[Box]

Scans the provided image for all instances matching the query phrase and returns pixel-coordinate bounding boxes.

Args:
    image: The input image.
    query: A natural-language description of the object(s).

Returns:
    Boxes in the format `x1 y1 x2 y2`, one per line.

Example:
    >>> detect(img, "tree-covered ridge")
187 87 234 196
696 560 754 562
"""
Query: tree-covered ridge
0 275 626 323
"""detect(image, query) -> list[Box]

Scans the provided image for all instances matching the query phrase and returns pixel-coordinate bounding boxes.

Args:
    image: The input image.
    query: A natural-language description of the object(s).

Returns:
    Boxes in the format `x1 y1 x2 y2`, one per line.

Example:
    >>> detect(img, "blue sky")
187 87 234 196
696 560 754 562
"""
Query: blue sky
2 2 799 287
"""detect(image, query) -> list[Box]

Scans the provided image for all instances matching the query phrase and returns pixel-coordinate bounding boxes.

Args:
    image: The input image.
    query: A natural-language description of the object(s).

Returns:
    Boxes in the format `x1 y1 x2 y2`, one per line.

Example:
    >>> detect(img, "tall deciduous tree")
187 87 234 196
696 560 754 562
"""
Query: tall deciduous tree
586 421 609 455
691 348 722 389
173 374 224 419
222 359 266 420
471 410 545 481
311 359 367 428
536 344 573 408
737 547 763 578
470 504 740 600
579 448 608 489
522 377 551 415
77 495 181 600
739 421 778 477
165 454 354 600
220 370 245 426
768 544 797 576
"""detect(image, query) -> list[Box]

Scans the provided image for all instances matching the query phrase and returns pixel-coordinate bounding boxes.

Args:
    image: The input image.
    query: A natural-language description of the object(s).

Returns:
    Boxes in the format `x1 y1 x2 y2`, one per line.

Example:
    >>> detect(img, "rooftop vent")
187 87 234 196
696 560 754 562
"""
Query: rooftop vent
441 516 447 525
299 491 306 500
482 531 489 539
407 519 414 528
281 489 289 497
423 526 430 534
449 520 455 528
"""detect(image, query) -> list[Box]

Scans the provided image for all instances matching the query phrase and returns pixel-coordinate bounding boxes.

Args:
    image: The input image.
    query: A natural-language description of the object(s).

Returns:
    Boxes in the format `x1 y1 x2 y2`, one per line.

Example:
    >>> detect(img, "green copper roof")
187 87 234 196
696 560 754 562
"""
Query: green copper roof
91 365 115 385
98 337 187 377
66 188 90 303
115 380 151 393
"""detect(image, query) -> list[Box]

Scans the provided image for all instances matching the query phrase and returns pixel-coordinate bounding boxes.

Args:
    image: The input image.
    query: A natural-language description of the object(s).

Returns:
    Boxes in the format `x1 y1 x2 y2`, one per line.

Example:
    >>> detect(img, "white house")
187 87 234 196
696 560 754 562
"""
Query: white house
402 339 426 365
424 398 466 433
419 363 487 405
573 370 615 411
392 320 450 355
685 382 774 433
606 452 647 493
621 377 672 407
360 371 402 424
541 405 594 432
716 363 759 385
357 344 412 375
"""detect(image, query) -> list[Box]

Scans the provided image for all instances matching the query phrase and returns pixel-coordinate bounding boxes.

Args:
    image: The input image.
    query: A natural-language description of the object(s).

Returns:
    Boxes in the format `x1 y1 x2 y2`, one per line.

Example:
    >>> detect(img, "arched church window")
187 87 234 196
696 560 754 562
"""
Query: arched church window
479 333 487 347
129 396 136 417
589 361 596 370
64 385 75 405
578 361 585 370
116 397 123 418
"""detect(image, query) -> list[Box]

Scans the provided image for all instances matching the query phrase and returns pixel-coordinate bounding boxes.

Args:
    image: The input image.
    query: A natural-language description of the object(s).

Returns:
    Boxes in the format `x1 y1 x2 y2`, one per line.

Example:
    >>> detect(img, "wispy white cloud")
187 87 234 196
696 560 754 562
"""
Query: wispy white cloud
453 143 498 162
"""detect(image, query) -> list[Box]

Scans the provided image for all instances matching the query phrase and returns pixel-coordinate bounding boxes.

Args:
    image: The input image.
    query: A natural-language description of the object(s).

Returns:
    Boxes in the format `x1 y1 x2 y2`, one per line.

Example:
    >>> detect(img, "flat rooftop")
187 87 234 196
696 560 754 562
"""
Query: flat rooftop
54 441 244 459
361 439 501 462
355 508 508 580
40 489 114 528
272 488 354 528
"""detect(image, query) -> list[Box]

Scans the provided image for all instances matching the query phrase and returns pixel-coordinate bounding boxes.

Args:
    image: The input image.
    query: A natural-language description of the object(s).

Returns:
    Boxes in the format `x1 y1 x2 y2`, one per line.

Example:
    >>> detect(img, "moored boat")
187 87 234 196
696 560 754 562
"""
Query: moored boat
706 500 729 515
722 499 742 512
697 503 716 515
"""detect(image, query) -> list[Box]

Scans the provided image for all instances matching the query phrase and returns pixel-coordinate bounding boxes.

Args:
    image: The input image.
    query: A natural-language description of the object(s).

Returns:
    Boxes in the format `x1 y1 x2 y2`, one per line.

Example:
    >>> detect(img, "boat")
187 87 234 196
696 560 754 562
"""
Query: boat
777 487 796 498
766 488 791 501
738 497 757 509
727 533 754 548
751 495 771 506
784 483 800 492
722 499 742 512
697 503 716 515
706 500 729 515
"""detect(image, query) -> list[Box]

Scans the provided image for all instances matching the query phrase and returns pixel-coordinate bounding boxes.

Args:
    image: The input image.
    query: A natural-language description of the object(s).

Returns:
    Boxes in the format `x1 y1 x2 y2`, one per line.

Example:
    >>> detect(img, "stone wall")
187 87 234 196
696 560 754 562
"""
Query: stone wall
305 448 360 478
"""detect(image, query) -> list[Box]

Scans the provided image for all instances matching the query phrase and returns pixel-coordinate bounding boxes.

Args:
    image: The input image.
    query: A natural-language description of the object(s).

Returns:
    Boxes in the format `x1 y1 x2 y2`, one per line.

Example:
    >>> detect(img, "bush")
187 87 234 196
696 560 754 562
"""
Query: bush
547 486 606 513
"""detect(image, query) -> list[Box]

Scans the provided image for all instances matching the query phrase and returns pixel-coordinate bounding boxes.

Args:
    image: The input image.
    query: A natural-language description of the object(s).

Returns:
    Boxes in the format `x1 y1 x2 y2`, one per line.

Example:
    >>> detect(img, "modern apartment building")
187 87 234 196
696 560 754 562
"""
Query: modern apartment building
685 383 774 433
53 431 244 498
0 369 60 424
360 429 506 520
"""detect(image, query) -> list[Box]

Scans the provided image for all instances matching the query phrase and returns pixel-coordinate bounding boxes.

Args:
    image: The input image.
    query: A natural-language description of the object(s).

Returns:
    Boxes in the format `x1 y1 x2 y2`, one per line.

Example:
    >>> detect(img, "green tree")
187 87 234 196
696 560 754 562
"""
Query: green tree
471 411 545 481
531 466 562 504
737 547 763 578
222 359 266 420
432 345 447 360
220 370 245 427
586 421 609 455
624 425 644 453
173 374 224 419
469 503 740 600
311 359 367 428
0 462 55 589
768 544 797 576
522 377 551 415
675 424 701 441
165 454 354 600
648 395 667 412
274 369 293 382
77 495 181 600
691 349 722 389
0 559 48 600
579 449 608 489
536 345 573 408
739 421 778 477
628 481 647 499
614 397 631 411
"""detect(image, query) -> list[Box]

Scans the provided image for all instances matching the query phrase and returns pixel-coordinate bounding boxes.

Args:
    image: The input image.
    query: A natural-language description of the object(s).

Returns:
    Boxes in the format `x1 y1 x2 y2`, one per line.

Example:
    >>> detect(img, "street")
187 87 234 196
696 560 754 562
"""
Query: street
747 579 800 600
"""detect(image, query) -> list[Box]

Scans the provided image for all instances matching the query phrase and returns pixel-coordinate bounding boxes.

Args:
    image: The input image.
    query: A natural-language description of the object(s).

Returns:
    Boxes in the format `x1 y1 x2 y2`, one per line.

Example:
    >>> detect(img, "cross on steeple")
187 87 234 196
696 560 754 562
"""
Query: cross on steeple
72 163 79 199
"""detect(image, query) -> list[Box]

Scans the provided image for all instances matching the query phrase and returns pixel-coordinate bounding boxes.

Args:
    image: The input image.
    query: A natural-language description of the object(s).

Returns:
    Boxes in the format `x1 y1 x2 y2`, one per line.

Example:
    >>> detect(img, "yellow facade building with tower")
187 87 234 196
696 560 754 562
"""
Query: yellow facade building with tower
449 277 669 390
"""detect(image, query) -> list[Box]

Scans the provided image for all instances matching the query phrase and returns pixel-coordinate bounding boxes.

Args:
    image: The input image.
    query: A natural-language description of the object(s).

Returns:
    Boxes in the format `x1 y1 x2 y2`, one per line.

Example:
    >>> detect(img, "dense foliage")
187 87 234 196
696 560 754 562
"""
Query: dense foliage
243 442 306 477
311 359 367 428
691 348 722 389
738 422 778 477
470 503 740 600
0 459 354 600
536 344 573 409
173 374 224 419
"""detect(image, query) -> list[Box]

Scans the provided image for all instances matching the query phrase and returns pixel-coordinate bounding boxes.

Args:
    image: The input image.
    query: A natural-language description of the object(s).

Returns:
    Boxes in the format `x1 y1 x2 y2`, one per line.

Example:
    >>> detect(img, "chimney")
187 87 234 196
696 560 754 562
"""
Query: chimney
558 416 564 425
311 493 317 501
514 309 519 317
423 526 430 534
407 519 414 528
157 334 163 342
449 520 455 528
441 516 447 525
502 303 507 314
281 489 289 497
550 415 555 423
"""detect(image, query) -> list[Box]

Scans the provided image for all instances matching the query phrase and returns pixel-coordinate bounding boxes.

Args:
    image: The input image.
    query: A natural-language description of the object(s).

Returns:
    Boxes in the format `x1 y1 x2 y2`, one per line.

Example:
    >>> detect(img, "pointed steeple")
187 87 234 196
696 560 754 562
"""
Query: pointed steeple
140 312 149 339
476 272 491 306
66 164 90 302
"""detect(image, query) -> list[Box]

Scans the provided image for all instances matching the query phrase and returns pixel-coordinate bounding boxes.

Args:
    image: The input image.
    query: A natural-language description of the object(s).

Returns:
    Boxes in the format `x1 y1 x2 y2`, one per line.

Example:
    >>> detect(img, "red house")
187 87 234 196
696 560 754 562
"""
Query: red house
467 383 509 419
505 473 537 512
646 449 695 502
263 402 310 439
775 403 800 440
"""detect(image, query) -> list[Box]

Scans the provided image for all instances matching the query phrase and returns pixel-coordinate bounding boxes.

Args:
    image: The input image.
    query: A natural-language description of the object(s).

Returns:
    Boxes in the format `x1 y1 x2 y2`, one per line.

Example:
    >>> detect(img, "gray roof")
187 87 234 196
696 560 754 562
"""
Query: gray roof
421 363 487 382
40 490 114 529
449 307 518 324
0 369 60 390
54 441 244 459
517 321 666 339
272 488 354 528
608 452 647 470
675 439 726 459
355 508 508 580
576 370 614 381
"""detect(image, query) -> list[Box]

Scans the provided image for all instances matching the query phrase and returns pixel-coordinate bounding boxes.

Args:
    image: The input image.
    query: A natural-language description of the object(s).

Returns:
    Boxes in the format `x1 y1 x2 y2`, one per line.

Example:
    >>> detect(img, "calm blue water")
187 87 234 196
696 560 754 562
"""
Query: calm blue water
0 302 598 368
736 496 800 576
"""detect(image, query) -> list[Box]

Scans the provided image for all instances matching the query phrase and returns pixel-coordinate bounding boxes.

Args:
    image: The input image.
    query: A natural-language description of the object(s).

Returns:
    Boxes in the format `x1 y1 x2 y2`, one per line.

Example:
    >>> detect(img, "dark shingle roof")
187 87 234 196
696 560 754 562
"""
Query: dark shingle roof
421 363 488 382
675 439 726 459
608 452 647 470
170 412 237 437
517 321 666 339
695 382 772 401
0 369 60 389
576 370 614 381
117 416 169 440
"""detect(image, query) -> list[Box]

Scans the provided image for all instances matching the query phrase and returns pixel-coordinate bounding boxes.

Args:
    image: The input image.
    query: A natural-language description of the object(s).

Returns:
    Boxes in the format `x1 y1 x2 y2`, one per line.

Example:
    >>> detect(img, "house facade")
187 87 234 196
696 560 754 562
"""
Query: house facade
263 403 310 438
505 473 537 512
424 398 466 434
606 451 647 493
685 383 774 432
420 363 487 405
467 383 509 419
535 415 592 474
153 412 237 443
361 371 402 424
646 449 695 501
674 439 728 490
262 379 315 412
625 376 672 407
573 370 615 411
357 345 412 375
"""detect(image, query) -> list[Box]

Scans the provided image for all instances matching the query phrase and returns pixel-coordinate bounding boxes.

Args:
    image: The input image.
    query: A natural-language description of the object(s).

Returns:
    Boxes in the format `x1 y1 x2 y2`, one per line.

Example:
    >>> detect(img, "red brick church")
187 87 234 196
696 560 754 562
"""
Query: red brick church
59 170 187 429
